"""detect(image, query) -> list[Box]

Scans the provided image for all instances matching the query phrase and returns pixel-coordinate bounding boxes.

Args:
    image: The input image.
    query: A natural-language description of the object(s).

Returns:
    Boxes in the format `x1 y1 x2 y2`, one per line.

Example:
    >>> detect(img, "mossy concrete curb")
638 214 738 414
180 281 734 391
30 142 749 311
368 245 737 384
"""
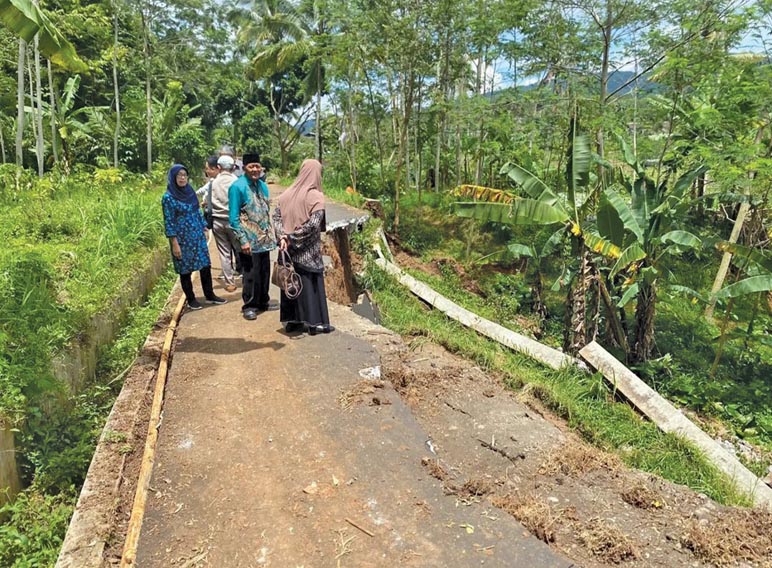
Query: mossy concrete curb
1 247 169 507
55 282 182 568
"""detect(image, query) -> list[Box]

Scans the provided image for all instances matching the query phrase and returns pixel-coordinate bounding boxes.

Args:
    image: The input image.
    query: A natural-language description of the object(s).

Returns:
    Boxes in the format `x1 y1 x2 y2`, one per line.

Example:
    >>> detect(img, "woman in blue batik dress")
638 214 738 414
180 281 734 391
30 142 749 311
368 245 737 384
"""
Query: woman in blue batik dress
162 164 226 310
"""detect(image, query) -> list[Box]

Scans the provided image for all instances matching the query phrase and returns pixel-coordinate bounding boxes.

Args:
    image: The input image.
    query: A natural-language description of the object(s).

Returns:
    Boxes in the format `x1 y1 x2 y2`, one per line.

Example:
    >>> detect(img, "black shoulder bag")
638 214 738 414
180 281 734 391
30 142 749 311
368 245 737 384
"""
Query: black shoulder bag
203 180 214 230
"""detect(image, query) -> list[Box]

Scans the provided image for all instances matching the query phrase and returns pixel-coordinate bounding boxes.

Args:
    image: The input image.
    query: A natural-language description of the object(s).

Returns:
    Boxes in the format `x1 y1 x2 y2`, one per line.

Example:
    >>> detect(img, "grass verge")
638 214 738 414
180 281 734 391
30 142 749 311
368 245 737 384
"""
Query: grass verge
0 268 176 567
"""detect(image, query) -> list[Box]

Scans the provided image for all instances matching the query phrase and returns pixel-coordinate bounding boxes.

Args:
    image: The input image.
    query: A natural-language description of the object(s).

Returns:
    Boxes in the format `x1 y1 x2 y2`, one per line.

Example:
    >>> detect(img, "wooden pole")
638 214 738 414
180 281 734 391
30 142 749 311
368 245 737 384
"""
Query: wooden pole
120 293 186 566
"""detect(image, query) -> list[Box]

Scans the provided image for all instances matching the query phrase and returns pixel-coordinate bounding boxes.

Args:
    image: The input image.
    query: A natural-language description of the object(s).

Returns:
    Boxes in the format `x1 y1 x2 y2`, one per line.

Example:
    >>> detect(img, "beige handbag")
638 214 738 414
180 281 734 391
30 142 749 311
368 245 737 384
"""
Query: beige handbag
271 249 302 299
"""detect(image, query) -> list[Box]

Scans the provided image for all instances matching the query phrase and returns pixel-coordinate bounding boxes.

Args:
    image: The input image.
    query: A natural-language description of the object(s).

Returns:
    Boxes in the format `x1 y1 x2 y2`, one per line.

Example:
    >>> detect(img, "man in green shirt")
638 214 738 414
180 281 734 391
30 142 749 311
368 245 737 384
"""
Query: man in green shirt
228 153 277 320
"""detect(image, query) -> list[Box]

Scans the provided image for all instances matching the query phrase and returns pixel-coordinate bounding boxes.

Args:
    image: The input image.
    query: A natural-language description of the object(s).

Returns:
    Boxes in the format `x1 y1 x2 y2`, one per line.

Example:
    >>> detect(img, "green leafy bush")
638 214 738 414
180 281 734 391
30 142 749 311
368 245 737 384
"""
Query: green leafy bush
0 487 76 568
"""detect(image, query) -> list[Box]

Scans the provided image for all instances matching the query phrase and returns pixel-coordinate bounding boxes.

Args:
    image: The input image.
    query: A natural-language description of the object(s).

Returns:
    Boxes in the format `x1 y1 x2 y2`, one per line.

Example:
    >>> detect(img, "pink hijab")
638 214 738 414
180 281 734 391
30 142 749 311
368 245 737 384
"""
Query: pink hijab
278 159 325 233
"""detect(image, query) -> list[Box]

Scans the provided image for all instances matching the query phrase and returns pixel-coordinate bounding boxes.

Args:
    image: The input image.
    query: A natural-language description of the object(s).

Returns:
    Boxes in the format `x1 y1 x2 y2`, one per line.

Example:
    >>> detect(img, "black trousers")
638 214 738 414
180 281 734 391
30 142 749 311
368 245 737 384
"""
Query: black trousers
180 265 215 302
239 251 271 311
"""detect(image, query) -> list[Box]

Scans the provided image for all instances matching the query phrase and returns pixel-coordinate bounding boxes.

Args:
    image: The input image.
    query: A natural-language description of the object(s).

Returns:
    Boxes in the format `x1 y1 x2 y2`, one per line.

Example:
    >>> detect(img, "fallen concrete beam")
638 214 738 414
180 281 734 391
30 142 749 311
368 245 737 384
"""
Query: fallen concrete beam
374 256 576 371
580 341 772 510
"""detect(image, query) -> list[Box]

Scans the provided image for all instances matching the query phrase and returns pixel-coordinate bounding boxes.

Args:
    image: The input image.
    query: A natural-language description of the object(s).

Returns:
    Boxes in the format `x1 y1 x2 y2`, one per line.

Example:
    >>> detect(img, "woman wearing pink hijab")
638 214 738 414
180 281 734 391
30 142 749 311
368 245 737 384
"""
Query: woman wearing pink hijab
273 159 334 334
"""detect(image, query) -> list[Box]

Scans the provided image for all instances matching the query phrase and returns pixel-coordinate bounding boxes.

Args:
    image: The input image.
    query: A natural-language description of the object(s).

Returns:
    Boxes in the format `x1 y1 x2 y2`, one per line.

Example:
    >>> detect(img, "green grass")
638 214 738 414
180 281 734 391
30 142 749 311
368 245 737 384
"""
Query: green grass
362 246 752 507
0 166 178 564
0 267 176 567
0 169 165 421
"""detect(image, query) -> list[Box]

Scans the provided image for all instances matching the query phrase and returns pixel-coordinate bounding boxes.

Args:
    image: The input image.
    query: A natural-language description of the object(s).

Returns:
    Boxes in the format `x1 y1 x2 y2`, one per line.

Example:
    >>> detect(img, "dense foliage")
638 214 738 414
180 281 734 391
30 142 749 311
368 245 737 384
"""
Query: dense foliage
0 166 173 563
0 0 771 562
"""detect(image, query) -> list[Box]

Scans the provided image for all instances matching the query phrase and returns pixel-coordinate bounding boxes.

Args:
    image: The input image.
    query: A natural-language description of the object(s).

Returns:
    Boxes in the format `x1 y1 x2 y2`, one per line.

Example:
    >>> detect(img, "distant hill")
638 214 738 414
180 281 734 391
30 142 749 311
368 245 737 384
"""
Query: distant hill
606 69 656 95
491 69 657 99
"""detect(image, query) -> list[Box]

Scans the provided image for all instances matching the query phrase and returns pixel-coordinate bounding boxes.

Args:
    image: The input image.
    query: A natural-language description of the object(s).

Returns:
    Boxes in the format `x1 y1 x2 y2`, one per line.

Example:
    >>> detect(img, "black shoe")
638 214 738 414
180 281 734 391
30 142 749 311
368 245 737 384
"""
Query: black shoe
284 322 303 332
308 324 335 335
206 295 227 305
188 299 203 310
243 309 258 320
258 303 280 312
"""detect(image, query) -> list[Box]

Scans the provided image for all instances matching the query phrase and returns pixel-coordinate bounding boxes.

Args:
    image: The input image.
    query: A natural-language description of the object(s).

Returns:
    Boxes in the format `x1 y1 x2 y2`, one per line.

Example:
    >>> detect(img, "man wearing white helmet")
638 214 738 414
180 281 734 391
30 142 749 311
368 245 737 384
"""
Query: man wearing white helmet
208 154 241 292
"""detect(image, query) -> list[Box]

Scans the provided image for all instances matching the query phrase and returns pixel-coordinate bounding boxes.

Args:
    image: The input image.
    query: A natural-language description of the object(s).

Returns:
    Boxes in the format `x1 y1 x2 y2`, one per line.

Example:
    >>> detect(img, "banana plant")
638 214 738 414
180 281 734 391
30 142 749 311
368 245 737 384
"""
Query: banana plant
151 82 202 148
0 0 87 72
454 119 624 354
599 136 708 362
705 241 772 375
28 75 108 170
712 241 772 301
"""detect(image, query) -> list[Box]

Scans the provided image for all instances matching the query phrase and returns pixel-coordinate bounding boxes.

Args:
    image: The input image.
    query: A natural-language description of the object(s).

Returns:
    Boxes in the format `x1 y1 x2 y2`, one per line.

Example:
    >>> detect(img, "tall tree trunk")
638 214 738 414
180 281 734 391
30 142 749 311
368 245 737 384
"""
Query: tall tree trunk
315 67 322 162
363 69 385 187
0 121 6 163
33 27 45 177
393 70 416 232
27 50 42 176
47 60 58 164
405 81 410 196
433 33 447 192
474 48 484 185
632 281 657 363
113 3 121 168
345 75 357 189
16 39 26 169
705 201 751 318
455 79 463 187
386 74 399 147
142 9 152 173
414 83 421 197
592 0 614 194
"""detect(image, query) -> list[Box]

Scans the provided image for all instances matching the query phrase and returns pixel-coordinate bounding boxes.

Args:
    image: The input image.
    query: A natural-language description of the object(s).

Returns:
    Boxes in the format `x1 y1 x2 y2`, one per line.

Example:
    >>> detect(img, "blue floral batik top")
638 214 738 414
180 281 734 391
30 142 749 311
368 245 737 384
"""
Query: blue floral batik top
162 166 211 274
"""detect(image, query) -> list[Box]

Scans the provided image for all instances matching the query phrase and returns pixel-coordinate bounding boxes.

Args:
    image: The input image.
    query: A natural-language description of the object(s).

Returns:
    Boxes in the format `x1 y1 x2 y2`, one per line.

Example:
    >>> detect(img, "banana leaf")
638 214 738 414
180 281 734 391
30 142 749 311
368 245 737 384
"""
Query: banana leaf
566 121 591 211
583 231 622 259
610 243 646 278
671 165 708 200
599 187 643 245
0 0 87 72
714 241 772 273
659 230 701 250
715 275 772 300
507 243 535 258
500 162 561 207
541 228 565 258
666 285 707 303
453 200 569 226
454 184 517 204
618 282 640 308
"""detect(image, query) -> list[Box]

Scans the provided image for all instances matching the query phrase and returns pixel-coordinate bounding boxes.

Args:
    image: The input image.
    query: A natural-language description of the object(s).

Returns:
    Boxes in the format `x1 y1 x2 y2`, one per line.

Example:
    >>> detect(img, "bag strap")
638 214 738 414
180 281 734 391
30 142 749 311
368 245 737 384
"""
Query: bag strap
206 180 213 218
278 248 293 267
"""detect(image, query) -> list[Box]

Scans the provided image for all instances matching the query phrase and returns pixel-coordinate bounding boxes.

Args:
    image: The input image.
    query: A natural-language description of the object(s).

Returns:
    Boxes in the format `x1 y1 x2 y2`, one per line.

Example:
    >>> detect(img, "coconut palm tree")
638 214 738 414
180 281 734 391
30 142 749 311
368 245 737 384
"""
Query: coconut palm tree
235 0 326 162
